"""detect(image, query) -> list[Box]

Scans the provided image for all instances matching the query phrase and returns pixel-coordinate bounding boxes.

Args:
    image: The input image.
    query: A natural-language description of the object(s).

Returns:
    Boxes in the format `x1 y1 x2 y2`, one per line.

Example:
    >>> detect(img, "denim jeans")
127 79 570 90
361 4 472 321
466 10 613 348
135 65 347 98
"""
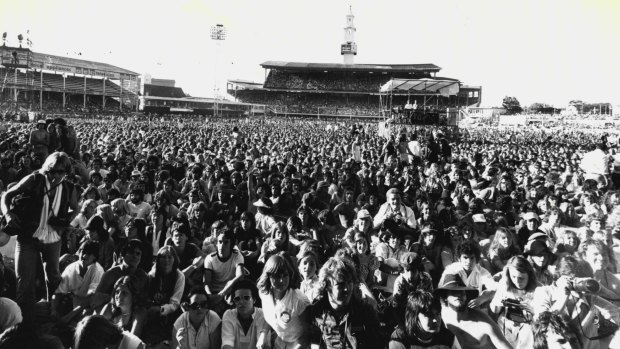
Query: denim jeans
15 238 61 318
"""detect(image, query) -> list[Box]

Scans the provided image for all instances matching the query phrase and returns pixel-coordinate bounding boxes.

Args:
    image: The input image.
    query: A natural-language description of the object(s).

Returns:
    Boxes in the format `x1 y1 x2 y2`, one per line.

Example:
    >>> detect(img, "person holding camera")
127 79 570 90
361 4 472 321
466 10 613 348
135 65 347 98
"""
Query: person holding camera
1 151 78 319
373 188 417 234
490 256 538 348
532 256 620 349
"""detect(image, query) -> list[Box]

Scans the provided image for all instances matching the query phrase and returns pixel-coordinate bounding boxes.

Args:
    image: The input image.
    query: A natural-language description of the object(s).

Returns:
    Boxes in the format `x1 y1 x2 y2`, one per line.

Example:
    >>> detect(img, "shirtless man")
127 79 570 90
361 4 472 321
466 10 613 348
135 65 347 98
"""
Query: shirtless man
436 274 513 349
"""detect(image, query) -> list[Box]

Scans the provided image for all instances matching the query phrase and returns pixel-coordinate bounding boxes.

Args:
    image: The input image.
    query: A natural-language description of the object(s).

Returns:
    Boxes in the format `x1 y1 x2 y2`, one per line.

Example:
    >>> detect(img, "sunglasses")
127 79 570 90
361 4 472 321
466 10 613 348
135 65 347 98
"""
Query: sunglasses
184 301 209 310
233 295 252 303
50 169 66 175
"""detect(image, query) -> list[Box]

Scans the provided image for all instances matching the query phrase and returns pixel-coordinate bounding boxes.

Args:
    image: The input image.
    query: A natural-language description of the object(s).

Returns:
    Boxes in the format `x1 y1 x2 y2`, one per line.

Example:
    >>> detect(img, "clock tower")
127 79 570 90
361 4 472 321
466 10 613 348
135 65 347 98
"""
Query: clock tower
341 5 357 65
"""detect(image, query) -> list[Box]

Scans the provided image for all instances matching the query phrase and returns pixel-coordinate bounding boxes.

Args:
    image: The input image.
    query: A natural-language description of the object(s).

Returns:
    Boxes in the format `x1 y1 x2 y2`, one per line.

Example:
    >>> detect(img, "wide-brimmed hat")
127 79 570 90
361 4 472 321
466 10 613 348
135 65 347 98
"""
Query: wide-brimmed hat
525 240 557 264
435 273 479 300
85 216 105 232
356 209 371 220
252 197 273 209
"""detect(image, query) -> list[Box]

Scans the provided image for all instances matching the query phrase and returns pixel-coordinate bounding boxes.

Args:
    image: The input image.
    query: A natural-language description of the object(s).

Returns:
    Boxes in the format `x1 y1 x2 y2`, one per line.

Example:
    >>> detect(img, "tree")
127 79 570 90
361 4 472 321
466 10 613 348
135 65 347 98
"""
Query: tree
502 96 523 114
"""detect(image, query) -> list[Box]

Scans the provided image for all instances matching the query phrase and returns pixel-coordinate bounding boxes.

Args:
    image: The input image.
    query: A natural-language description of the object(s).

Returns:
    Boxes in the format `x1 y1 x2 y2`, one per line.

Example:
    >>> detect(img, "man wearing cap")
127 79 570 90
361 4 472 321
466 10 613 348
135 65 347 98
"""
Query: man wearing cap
373 188 417 234
437 274 512 349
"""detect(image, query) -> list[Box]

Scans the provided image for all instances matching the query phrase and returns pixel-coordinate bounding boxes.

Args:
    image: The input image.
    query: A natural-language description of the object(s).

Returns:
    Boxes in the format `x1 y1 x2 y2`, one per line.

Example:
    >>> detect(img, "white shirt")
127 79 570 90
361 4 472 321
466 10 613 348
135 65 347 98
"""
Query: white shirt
439 263 497 293
173 311 221 349
204 251 244 294
56 261 104 298
221 308 268 349
259 288 309 343
580 149 610 175
373 203 417 230
407 140 421 159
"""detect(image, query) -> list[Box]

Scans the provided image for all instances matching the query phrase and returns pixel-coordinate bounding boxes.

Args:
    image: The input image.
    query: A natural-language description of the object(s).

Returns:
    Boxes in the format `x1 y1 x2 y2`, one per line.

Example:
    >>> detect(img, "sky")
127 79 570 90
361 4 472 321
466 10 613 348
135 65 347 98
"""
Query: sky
1 0 619 107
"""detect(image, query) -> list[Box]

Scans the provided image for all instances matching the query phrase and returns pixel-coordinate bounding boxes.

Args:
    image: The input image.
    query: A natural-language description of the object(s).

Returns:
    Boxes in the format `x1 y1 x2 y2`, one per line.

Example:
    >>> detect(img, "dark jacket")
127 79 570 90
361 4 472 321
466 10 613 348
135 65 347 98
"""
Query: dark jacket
308 296 383 349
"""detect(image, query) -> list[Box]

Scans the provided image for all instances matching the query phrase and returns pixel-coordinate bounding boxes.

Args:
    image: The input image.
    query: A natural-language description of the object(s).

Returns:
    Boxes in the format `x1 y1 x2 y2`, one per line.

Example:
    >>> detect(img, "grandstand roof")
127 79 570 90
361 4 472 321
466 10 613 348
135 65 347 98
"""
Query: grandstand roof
228 79 264 90
144 84 187 98
32 51 138 76
380 78 460 96
261 61 441 73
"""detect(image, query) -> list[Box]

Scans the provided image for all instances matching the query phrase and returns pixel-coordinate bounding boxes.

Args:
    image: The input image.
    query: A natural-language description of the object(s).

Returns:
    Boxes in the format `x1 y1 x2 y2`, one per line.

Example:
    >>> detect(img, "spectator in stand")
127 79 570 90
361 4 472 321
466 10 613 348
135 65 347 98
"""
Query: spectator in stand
171 286 222 349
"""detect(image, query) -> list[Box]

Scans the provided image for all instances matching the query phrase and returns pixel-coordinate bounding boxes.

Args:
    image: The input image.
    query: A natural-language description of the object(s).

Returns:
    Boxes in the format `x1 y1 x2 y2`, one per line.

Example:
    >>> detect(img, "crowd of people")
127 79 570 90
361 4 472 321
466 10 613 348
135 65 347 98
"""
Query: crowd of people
0 114 619 348
264 71 388 93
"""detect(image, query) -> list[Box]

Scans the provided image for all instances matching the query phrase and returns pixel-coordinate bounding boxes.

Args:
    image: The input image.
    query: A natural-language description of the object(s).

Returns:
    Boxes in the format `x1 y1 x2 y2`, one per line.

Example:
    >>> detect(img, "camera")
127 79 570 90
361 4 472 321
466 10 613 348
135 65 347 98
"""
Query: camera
569 277 600 294
501 298 530 323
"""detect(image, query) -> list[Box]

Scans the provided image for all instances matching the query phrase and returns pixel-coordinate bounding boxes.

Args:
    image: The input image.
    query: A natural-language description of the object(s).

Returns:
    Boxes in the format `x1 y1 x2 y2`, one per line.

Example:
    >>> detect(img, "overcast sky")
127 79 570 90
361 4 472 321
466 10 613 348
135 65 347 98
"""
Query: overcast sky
1 0 619 107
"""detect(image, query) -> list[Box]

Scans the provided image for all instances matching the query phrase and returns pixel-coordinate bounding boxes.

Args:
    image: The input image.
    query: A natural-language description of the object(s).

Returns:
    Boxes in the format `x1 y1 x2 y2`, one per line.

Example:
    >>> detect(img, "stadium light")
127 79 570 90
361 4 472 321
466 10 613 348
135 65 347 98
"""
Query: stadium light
2 32 6 46
210 24 226 41
210 24 226 106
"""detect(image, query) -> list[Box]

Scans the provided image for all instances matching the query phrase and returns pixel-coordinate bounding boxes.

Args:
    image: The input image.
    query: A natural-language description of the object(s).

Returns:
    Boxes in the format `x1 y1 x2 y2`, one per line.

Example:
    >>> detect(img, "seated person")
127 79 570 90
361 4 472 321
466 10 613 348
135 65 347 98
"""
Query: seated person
221 278 269 349
203 228 245 316
171 286 222 349
437 274 512 349
389 290 460 349
92 240 148 311
439 241 497 308
100 276 146 338
74 314 145 349
52 240 104 318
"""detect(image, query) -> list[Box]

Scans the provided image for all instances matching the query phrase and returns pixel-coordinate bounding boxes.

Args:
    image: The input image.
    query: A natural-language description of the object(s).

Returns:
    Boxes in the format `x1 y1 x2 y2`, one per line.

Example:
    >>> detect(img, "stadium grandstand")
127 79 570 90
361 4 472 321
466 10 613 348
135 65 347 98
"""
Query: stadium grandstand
227 60 481 122
0 44 139 113
140 75 265 116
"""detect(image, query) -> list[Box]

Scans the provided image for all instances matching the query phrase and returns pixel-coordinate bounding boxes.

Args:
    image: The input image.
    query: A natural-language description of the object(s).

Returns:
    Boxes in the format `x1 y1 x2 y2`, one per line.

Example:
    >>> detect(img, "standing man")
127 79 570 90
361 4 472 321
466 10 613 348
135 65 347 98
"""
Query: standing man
1 152 78 319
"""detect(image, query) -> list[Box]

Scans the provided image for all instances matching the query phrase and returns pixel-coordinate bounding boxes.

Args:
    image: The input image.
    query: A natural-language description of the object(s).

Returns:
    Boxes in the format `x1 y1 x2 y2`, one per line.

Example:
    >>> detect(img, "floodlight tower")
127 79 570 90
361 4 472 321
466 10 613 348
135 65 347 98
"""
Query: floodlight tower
341 6 357 65
210 24 226 117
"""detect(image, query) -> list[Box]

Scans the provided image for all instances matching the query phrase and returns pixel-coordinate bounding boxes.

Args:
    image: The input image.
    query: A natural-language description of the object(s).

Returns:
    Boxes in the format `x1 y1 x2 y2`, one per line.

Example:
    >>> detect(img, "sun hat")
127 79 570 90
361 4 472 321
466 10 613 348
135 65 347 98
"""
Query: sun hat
435 273 479 300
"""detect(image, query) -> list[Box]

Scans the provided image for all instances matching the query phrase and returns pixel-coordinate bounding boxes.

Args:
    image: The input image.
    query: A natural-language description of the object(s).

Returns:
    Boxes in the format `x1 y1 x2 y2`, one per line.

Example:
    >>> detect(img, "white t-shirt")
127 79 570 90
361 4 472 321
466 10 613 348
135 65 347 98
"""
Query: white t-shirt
203 251 244 294
259 288 309 343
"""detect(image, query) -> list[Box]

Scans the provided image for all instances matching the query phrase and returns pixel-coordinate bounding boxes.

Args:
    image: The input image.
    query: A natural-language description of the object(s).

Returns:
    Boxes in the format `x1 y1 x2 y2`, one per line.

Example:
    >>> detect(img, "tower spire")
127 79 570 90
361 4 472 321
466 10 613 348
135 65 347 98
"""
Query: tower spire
341 5 357 64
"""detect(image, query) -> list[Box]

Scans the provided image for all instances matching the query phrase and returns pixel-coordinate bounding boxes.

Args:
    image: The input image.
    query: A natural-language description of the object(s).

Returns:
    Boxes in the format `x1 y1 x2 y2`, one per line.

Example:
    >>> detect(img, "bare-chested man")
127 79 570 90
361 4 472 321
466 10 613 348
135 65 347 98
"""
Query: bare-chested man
436 274 513 349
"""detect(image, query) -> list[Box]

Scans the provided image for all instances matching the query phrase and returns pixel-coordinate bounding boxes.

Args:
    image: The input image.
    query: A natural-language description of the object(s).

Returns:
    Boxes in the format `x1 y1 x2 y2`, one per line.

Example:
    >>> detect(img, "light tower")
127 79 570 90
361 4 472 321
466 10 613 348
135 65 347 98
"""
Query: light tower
210 24 226 117
341 5 357 65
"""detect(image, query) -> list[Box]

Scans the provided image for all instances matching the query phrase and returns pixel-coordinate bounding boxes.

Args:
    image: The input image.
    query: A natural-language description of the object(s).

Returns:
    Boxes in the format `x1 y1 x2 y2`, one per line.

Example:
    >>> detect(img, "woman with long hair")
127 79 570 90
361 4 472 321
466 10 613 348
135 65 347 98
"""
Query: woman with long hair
554 229 580 258
490 255 539 348
487 227 521 275
526 240 557 286
352 231 380 288
235 211 262 279
74 315 145 349
440 226 463 269
257 253 309 348
412 224 444 282
144 246 185 344
96 204 121 243
258 222 295 265
100 275 146 337
580 238 620 305
111 198 132 241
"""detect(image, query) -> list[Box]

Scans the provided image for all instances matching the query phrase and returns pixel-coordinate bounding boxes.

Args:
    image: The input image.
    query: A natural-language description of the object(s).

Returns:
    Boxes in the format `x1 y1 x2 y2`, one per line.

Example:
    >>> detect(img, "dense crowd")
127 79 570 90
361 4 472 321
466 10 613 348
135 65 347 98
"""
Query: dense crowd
264 71 388 93
0 115 619 349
